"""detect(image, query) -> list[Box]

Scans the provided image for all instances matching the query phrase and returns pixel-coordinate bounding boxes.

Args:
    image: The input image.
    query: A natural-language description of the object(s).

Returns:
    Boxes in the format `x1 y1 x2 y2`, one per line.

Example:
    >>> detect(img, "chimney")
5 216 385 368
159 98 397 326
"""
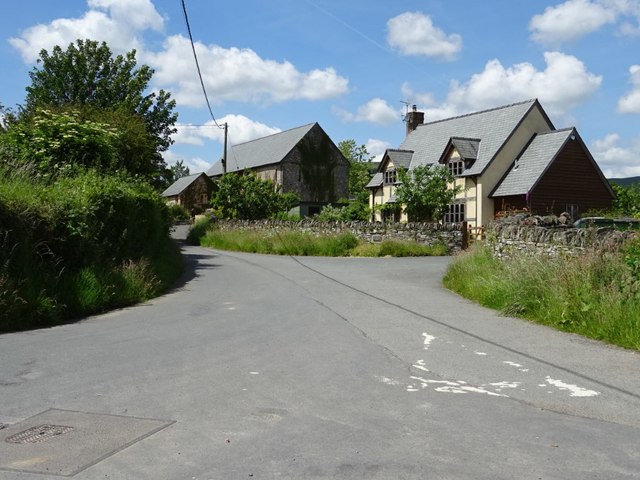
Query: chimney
405 104 424 137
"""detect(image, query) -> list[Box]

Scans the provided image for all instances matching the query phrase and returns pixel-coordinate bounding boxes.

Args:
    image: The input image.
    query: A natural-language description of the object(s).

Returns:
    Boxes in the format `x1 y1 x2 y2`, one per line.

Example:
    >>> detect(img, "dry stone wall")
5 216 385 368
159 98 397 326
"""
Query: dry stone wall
487 214 638 257
214 219 464 253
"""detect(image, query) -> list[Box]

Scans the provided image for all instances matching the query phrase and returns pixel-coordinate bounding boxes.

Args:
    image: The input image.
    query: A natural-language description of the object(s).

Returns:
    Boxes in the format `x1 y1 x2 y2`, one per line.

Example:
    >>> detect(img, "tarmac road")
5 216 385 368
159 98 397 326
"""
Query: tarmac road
1 234 639 479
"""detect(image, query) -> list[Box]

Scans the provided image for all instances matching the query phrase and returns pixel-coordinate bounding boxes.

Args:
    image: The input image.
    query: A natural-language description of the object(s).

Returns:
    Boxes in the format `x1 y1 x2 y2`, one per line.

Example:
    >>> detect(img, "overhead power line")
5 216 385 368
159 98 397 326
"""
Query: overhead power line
180 0 236 172
180 0 224 130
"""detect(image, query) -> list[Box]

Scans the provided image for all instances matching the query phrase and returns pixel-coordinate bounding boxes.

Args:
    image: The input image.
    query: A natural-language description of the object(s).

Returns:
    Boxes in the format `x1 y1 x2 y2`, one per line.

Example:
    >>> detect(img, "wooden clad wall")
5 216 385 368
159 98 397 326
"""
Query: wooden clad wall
529 139 613 216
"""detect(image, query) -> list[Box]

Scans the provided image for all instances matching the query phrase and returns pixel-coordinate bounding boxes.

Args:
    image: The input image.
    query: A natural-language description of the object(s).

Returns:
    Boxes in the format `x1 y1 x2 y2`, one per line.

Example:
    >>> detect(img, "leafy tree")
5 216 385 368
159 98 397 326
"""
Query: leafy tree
0 108 119 178
338 139 374 221
395 165 461 222
611 183 640 217
0 103 15 131
170 160 191 181
211 173 298 220
23 39 177 181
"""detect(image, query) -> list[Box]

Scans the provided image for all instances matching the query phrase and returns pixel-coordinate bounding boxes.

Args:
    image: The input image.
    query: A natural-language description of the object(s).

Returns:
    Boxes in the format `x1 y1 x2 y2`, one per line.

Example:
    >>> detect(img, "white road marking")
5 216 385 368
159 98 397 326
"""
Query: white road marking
422 333 436 350
376 376 401 386
545 377 600 397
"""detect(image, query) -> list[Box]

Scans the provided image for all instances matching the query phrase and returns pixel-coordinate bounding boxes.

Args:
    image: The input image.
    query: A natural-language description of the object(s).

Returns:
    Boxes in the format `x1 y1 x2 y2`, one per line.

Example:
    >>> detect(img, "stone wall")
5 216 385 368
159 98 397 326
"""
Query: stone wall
214 219 464 253
486 214 638 257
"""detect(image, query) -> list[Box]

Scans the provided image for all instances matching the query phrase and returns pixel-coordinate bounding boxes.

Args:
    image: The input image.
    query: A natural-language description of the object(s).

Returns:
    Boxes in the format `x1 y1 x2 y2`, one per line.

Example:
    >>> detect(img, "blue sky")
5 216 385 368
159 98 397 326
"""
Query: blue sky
2 0 640 177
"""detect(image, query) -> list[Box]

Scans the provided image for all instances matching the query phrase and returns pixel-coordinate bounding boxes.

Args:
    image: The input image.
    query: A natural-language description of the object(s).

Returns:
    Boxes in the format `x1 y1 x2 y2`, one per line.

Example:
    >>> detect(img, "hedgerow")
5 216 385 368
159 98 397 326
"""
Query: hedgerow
0 168 181 332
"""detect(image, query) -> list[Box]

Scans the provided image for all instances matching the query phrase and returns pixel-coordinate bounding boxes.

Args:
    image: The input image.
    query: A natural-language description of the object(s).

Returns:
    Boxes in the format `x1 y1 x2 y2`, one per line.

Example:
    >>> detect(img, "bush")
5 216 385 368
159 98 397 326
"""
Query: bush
168 202 191 223
187 217 213 245
0 169 181 332
211 172 299 219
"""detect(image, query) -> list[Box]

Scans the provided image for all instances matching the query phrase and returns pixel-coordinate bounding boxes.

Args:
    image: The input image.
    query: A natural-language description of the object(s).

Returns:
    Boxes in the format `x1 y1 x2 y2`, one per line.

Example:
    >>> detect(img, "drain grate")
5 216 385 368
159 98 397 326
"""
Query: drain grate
6 424 74 444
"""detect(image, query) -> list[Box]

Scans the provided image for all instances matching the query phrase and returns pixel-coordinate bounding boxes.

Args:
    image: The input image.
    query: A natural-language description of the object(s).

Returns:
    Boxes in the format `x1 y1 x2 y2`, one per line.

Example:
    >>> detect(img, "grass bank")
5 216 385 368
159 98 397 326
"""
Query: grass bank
0 169 183 333
443 242 640 350
189 220 448 257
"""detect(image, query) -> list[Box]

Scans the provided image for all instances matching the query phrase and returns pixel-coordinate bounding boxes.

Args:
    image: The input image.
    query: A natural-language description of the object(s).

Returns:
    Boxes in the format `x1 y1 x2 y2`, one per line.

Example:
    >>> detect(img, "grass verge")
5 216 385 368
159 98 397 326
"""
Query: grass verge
193 221 448 258
443 243 640 350
0 237 183 333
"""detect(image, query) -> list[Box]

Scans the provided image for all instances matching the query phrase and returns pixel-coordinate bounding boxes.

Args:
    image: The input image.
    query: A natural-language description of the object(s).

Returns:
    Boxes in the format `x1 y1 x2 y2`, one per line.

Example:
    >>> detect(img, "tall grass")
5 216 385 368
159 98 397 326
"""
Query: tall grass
197 226 448 258
0 167 183 333
443 243 640 350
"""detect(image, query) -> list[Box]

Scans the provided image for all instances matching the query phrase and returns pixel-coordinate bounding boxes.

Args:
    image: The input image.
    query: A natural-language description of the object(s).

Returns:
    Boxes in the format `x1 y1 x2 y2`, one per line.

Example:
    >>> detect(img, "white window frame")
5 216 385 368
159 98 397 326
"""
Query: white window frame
444 203 465 223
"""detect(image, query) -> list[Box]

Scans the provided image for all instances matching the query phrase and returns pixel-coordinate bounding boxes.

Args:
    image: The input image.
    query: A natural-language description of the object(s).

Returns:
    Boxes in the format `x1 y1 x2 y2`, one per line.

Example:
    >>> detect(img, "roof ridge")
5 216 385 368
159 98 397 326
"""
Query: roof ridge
419 99 537 128
450 136 481 141
535 127 574 136
232 122 316 148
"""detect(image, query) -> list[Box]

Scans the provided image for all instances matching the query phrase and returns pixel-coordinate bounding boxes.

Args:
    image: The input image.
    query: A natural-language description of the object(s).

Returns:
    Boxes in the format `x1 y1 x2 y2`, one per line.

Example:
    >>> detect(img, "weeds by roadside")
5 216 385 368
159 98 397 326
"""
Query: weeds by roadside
443 242 640 350
192 221 448 258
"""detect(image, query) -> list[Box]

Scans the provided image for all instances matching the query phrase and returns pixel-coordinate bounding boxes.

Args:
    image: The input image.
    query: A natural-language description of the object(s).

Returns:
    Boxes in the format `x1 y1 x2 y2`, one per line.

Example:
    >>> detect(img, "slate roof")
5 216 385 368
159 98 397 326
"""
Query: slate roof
206 123 317 177
400 99 552 176
450 137 480 161
162 173 207 197
366 172 383 188
386 149 414 169
490 128 573 197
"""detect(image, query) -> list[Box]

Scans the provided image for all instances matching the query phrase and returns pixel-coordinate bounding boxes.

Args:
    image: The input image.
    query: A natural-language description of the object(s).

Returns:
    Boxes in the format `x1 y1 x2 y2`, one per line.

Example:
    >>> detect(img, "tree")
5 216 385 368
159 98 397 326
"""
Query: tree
338 139 374 200
612 183 640 217
0 108 119 178
337 139 374 221
23 39 177 181
211 173 298 220
395 165 461 222
163 160 191 187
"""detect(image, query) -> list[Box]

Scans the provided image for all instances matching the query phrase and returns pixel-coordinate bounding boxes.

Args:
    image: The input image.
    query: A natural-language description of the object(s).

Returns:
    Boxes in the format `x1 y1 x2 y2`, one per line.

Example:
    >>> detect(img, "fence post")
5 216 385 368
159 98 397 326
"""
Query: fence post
461 221 469 250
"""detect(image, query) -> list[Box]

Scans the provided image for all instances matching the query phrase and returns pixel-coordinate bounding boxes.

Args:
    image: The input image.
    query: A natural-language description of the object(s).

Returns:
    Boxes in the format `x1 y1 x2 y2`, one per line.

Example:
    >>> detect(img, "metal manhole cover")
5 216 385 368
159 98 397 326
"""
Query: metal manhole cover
5 425 74 444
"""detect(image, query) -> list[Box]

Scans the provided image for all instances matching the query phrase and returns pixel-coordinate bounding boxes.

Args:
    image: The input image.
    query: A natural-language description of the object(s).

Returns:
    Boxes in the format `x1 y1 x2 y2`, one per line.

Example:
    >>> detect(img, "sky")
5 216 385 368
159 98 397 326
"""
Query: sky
1 0 640 178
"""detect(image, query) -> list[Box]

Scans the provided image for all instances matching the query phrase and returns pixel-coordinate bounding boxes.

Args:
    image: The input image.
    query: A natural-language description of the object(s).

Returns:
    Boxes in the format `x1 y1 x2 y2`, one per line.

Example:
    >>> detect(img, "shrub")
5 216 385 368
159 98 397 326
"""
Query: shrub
168 202 191 223
187 217 212 245
0 169 181 332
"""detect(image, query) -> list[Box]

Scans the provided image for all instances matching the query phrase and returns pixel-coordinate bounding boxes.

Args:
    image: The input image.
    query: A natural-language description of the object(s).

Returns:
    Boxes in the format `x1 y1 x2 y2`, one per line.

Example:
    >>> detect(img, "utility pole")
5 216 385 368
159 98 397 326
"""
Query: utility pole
222 122 228 174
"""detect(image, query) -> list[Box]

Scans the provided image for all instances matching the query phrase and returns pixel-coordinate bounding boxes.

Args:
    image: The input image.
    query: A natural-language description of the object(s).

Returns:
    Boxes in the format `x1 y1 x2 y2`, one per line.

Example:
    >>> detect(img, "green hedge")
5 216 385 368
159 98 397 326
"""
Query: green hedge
0 170 177 331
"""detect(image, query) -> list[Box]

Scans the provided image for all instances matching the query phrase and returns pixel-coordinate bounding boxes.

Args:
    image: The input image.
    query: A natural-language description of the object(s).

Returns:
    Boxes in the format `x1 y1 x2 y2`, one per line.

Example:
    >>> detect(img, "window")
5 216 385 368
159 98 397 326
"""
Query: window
444 203 465 223
448 160 464 176
566 204 579 220
384 170 397 185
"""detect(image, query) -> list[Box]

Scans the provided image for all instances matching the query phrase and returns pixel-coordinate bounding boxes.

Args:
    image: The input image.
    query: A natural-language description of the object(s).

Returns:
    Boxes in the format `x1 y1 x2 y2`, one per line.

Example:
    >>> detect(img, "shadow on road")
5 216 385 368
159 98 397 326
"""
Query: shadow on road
166 239 220 294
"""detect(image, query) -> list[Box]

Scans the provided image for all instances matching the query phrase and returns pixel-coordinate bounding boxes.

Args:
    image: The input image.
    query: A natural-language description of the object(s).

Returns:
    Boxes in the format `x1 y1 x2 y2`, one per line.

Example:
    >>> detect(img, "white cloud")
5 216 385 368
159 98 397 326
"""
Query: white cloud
387 12 462 61
529 0 640 44
365 138 392 163
410 52 601 121
173 115 281 147
163 150 211 175
333 98 400 125
529 0 616 44
591 133 640 177
9 0 163 63
148 35 348 107
617 64 640 113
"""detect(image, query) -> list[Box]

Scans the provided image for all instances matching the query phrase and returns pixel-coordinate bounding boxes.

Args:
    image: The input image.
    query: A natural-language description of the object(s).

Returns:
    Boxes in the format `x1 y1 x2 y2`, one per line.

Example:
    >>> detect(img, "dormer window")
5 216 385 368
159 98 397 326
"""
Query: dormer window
384 170 397 185
449 160 464 176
